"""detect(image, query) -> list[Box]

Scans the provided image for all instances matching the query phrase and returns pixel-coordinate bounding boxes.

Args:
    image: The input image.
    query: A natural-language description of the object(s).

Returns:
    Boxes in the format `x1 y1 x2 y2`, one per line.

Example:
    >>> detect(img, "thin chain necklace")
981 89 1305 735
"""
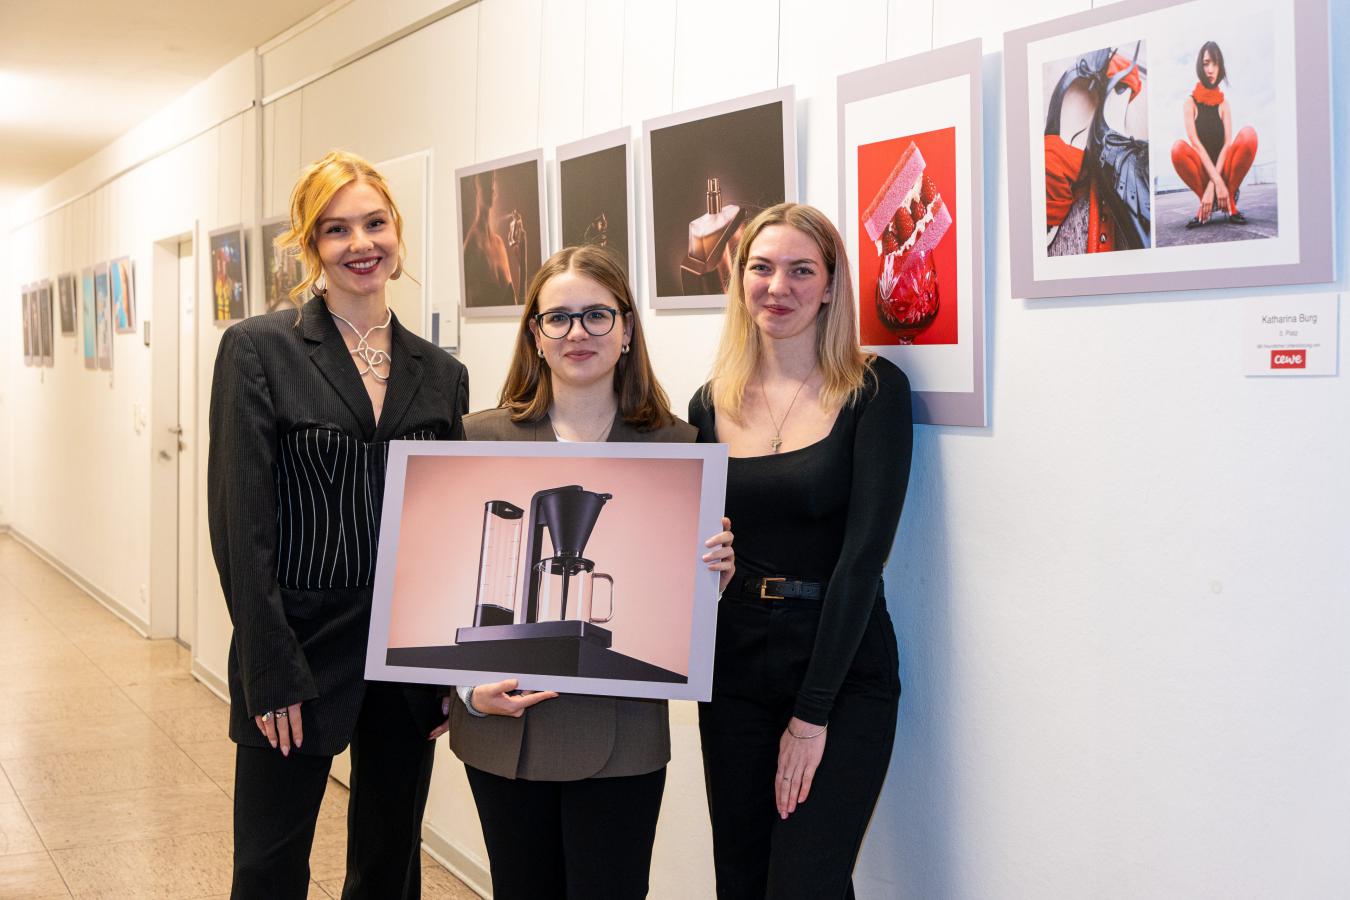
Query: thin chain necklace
329 306 392 382
759 369 813 453
550 411 615 443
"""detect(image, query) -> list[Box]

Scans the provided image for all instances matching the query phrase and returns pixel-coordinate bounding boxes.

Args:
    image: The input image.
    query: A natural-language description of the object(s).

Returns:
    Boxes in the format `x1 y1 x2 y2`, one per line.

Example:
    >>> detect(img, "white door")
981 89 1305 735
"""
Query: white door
176 239 196 646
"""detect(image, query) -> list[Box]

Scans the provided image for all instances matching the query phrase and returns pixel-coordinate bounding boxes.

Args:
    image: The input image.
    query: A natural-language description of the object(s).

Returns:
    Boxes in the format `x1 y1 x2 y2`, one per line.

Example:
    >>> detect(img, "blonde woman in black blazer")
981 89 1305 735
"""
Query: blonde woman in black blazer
434 245 734 900
208 151 467 899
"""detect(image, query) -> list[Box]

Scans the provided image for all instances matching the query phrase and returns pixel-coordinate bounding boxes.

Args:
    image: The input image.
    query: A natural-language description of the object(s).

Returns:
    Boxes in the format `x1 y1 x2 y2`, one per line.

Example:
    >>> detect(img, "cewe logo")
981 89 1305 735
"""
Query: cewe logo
1270 350 1307 369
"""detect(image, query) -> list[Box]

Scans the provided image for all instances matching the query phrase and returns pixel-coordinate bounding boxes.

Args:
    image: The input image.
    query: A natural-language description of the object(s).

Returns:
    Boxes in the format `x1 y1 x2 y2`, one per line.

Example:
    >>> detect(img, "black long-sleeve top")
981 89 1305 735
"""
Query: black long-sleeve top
689 356 912 725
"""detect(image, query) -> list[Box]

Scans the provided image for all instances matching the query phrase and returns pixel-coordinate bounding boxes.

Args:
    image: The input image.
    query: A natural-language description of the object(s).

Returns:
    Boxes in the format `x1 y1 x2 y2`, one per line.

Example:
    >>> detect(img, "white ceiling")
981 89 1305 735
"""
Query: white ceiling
0 0 339 211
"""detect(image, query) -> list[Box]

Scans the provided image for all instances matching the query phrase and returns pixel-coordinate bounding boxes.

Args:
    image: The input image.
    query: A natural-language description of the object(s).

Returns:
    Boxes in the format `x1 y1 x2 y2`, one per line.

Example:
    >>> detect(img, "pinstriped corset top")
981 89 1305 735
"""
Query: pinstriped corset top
274 426 436 590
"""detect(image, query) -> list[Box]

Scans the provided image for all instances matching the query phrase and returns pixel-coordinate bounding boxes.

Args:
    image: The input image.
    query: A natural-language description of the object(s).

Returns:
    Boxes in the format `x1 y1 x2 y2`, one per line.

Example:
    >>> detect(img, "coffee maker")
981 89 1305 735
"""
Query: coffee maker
457 485 616 647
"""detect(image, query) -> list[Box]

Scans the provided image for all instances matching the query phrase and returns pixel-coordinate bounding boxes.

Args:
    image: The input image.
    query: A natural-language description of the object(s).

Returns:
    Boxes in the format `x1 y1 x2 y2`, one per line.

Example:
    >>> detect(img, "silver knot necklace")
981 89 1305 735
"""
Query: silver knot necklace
329 306 392 382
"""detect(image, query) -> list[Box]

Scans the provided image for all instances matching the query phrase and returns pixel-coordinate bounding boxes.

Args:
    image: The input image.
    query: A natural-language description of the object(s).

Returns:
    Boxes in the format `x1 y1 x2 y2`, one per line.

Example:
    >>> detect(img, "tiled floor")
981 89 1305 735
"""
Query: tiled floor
0 535 478 899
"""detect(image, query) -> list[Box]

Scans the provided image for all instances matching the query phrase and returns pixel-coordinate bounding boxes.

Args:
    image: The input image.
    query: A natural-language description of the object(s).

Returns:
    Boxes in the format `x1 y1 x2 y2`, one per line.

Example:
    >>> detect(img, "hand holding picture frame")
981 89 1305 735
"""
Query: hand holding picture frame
366 440 728 701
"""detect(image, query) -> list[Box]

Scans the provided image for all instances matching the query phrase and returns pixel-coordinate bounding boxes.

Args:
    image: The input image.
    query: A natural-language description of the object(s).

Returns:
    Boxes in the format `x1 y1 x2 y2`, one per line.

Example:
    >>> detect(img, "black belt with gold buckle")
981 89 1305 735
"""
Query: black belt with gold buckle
739 576 824 602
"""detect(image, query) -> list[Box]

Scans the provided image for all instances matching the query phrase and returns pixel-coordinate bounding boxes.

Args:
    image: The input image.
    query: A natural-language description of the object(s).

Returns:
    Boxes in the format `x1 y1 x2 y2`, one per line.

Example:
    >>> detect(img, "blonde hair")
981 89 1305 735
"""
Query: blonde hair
276 150 406 307
499 245 673 431
707 202 873 420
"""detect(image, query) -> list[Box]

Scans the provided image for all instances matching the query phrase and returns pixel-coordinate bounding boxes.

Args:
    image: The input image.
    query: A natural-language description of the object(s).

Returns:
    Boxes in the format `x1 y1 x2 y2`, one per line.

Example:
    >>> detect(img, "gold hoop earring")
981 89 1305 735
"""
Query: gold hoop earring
314 272 327 296
390 260 403 281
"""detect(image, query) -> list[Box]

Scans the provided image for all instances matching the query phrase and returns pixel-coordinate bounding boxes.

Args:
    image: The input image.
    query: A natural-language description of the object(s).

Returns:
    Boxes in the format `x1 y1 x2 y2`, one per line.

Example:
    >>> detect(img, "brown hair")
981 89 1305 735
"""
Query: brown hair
707 202 873 421
275 150 406 307
499 245 673 431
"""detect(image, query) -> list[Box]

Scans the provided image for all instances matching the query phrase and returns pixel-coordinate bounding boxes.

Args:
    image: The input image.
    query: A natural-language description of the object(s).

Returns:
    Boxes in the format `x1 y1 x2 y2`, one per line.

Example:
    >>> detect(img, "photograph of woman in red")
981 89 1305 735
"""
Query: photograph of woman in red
1170 40 1260 229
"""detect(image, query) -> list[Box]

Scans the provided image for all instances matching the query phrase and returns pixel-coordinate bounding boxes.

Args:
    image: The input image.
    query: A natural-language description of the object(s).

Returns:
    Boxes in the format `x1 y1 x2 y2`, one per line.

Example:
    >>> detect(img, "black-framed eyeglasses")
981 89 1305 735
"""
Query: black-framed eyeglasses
534 306 621 339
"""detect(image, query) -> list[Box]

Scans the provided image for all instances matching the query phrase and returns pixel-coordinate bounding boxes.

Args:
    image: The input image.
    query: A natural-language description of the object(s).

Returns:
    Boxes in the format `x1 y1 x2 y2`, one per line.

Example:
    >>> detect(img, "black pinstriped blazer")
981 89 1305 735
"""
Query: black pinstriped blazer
208 295 467 755
447 407 695 781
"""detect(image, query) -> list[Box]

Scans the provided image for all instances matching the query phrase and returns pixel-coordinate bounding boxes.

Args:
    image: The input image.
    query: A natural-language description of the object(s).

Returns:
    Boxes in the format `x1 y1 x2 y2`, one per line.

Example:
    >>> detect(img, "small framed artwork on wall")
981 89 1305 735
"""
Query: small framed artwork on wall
110 256 136 333
556 129 634 283
209 226 248 323
642 87 798 310
456 151 547 319
1004 0 1333 298
840 40 987 427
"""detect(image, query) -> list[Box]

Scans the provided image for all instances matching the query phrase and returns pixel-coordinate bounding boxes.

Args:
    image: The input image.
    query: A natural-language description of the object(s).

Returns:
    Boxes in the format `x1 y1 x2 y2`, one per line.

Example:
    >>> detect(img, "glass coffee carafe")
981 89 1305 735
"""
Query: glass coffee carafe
533 555 614 626
471 500 523 627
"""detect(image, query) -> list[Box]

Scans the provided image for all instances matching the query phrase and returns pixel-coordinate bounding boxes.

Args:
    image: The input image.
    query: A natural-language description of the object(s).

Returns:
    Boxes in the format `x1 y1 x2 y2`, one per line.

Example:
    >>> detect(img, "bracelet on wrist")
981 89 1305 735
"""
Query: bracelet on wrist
787 723 827 740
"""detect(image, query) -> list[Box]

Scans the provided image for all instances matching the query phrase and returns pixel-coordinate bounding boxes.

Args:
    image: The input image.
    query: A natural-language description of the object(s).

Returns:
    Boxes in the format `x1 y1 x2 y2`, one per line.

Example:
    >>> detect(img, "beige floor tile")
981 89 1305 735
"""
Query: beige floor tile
0 851 71 898
421 864 482 899
307 813 349 883
0 802 45 857
120 679 223 714
83 644 192 686
52 829 231 899
195 886 330 900
178 739 236 786
2 744 214 802
318 781 348 820
0 713 173 761
26 782 230 851
0 641 90 670
0 661 114 694
0 769 16 803
147 704 229 744
0 687 141 726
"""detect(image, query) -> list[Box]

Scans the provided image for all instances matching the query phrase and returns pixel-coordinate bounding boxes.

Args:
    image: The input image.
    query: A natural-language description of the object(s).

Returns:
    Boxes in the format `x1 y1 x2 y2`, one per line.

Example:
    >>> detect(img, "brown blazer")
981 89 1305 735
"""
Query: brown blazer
447 406 697 781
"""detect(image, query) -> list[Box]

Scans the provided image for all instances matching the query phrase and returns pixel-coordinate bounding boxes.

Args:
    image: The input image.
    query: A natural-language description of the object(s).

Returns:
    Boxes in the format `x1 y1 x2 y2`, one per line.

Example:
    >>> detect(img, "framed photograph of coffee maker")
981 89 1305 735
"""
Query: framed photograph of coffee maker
642 86 798 310
366 441 730 701
1005 0 1333 299
840 39 987 428
555 128 634 282
456 150 548 319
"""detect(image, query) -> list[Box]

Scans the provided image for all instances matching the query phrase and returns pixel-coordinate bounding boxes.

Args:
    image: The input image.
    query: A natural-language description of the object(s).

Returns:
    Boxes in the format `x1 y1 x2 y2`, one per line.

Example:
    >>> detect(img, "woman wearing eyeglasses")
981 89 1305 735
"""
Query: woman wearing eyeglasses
434 244 735 900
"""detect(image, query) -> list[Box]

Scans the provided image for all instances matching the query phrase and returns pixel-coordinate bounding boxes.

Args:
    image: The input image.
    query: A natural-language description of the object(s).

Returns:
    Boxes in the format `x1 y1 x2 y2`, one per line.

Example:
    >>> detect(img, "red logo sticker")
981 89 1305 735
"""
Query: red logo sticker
1271 350 1307 369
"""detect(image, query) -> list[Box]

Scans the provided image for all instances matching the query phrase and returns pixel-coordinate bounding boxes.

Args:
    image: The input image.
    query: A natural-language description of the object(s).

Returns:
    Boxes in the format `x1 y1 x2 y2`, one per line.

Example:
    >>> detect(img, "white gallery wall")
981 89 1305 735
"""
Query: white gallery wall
4 0 1349 898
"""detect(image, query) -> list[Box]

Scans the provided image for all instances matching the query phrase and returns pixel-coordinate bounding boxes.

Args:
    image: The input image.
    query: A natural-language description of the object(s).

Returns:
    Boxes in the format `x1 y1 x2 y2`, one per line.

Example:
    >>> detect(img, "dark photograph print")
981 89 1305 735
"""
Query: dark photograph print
261 217 304 314
1042 40 1151 255
558 131 631 278
644 87 796 309
209 227 247 322
58 273 77 335
457 153 544 316
1153 8 1277 247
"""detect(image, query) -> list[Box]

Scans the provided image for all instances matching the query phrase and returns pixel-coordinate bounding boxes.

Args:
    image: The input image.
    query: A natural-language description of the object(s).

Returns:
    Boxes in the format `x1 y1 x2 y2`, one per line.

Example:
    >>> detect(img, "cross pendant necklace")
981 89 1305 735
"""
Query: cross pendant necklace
759 370 812 454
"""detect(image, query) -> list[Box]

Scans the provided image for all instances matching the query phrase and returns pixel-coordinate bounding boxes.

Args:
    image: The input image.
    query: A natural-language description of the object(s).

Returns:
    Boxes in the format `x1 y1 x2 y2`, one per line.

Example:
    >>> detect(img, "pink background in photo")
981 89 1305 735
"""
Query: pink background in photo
387 454 704 676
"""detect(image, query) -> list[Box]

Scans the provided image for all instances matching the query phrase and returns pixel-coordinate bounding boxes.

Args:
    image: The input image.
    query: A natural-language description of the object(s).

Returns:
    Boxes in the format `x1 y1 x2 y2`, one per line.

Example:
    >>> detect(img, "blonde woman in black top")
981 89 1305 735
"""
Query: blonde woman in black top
689 202 912 899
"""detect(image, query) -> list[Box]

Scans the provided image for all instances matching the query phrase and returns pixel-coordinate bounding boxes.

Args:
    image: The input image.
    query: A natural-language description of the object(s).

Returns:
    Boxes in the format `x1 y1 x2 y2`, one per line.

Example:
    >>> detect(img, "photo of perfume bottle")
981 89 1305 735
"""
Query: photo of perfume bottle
680 177 746 294
558 137 632 276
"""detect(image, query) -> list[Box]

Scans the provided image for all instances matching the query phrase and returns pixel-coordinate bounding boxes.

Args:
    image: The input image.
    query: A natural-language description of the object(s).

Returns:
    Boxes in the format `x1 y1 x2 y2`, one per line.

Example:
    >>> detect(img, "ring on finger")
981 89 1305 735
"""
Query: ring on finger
262 711 274 721
275 709 289 718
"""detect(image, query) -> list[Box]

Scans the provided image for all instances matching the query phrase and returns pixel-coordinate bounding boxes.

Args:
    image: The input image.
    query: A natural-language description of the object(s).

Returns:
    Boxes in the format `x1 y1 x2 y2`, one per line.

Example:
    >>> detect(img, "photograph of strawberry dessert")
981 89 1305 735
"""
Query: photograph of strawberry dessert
856 128 958 346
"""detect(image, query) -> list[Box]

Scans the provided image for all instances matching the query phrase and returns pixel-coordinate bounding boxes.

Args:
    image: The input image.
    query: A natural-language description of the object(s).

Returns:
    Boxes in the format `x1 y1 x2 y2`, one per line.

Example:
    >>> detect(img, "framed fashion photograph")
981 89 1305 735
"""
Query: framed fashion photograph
81 267 97 369
94 262 113 370
38 280 54 367
21 285 33 366
259 216 303 315
110 256 136 333
840 40 987 427
455 151 546 319
642 86 798 310
208 226 248 322
1004 0 1332 298
555 129 634 282
366 441 729 701
58 273 77 336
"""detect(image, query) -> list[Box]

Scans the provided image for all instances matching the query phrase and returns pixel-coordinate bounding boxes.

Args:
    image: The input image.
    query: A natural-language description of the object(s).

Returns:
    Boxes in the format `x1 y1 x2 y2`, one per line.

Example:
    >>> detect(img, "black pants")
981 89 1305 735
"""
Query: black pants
699 594 900 900
231 682 436 899
464 763 667 900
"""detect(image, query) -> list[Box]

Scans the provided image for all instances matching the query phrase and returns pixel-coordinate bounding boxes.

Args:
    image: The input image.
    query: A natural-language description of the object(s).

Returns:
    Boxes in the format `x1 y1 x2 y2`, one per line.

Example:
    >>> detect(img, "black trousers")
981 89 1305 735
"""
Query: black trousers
231 681 436 900
464 763 667 900
699 593 901 900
